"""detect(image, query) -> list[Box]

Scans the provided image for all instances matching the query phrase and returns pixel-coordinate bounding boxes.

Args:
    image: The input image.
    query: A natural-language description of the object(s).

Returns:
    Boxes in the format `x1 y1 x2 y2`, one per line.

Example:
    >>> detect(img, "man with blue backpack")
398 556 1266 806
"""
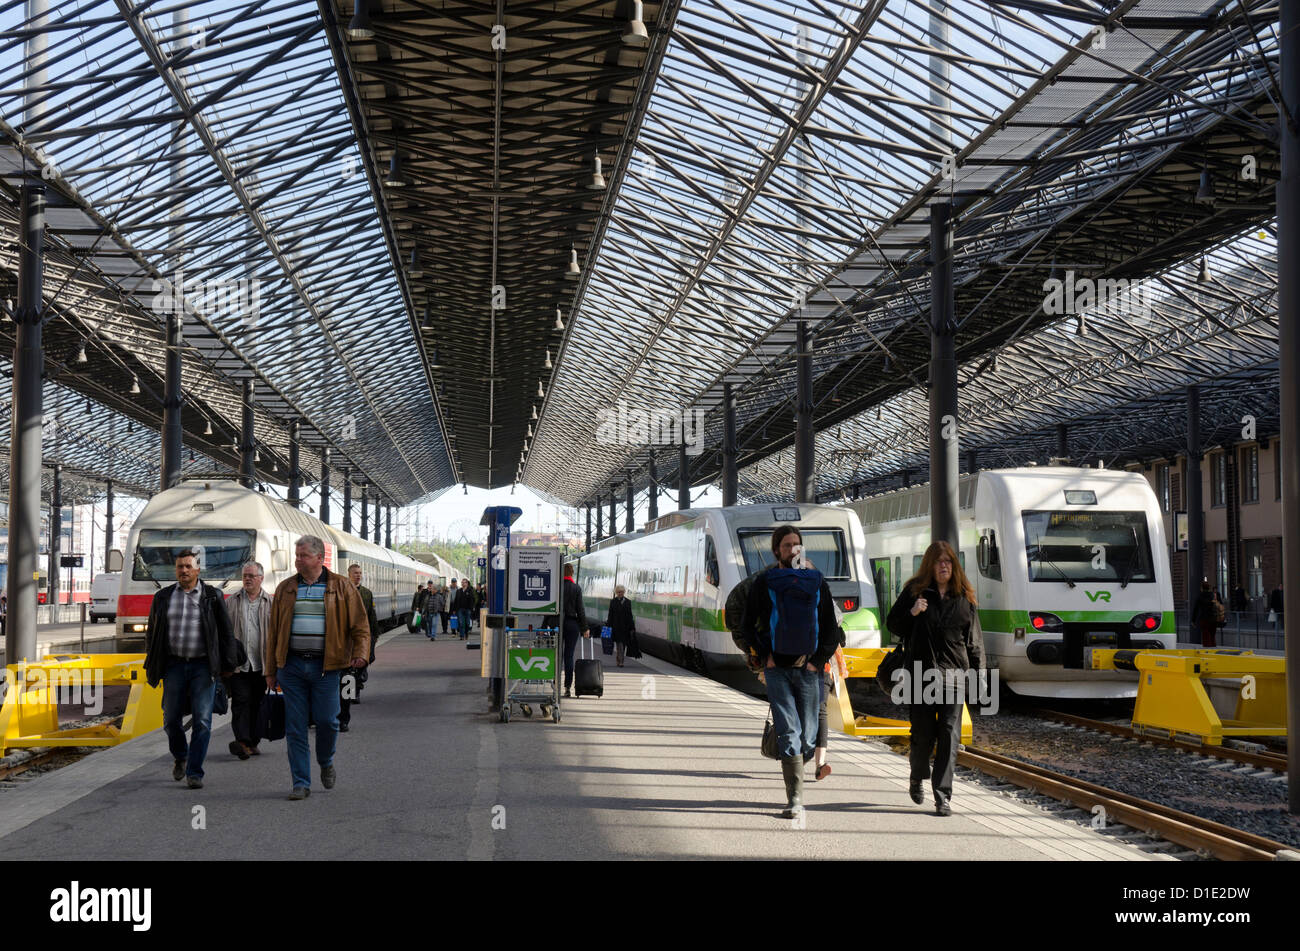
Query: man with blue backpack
741 525 840 820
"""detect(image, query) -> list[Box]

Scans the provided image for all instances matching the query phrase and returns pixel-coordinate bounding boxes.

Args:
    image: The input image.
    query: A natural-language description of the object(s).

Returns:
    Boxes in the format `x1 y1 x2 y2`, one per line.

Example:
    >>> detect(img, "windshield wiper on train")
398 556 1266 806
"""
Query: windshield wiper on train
1118 527 1141 589
1032 535 1076 588
135 551 161 590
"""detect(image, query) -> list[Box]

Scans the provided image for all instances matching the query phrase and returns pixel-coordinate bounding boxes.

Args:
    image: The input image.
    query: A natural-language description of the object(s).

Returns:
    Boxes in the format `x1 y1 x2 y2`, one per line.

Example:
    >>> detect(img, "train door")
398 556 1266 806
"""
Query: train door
871 557 893 642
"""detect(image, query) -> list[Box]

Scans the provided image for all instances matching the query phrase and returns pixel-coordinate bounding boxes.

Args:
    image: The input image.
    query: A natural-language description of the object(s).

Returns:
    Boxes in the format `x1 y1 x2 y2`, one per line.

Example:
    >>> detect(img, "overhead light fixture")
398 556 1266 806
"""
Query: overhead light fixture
189 449 195 462
409 247 423 278
622 0 649 46
439 381 446 398
1197 257 1211 284
527 424 534 438
130 375 140 394
75 341 87 364
384 152 406 188
876 408 882 421
347 2 375 40
1195 166 1214 205
204 418 213 435
531 405 538 420
1049 260 1063 284
85 398 91 414
463 483 468 495
127 421 134 433
254 449 261 463
586 154 606 190
1076 313 1087 336
544 349 553 370
430 345 440 367
537 380 545 398
554 306 565 331
565 248 580 280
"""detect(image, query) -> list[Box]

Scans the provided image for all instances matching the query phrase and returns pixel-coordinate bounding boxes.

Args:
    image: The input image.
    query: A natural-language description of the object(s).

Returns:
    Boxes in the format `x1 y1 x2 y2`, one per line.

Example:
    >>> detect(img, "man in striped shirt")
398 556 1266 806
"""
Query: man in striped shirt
265 535 371 800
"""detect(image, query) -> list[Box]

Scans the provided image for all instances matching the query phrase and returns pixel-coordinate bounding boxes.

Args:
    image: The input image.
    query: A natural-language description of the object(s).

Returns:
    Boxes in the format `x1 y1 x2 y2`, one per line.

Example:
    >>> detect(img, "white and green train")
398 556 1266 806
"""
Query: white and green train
574 504 881 690
848 467 1175 699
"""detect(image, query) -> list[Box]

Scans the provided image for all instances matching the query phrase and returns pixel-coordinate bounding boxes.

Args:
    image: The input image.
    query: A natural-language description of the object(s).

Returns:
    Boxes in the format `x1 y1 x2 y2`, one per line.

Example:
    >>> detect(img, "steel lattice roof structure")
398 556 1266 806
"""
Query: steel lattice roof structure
0 0 1287 514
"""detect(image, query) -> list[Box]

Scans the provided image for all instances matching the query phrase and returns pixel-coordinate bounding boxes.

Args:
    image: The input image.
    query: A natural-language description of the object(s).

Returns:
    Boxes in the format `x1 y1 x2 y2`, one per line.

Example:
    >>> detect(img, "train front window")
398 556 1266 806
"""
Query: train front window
133 529 256 583
1021 511 1154 583
737 529 850 579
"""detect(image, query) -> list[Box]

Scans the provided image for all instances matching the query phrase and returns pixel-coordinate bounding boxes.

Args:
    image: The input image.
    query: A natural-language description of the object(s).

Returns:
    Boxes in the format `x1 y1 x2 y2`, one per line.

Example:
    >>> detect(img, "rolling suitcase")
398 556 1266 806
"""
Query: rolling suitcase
574 636 604 698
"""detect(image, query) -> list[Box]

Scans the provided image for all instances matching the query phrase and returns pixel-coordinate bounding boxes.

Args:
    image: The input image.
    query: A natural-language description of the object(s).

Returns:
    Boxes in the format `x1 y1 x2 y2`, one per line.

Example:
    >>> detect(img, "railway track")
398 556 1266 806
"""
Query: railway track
1027 708 1288 773
0 749 60 782
958 745 1292 861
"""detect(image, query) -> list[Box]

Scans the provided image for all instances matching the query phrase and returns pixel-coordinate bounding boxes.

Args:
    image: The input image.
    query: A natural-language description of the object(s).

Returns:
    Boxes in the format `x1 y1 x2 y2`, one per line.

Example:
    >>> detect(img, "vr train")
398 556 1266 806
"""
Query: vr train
113 479 438 638
574 503 882 691
848 467 1175 699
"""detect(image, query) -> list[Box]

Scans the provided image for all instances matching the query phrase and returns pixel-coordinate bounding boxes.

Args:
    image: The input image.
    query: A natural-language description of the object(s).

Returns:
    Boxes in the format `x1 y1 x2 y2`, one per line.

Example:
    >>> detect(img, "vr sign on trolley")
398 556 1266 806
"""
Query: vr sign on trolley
507 547 560 614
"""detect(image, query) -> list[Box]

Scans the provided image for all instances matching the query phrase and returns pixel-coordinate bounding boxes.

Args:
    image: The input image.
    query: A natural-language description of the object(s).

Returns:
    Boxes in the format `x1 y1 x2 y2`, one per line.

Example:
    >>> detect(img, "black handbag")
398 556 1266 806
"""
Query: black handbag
760 716 780 759
259 688 286 741
212 679 229 716
625 631 643 659
876 644 909 697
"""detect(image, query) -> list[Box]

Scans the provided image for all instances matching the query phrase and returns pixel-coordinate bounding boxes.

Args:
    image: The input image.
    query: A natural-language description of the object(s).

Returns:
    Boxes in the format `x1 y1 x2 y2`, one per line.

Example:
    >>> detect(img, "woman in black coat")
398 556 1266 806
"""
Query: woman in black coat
605 585 636 667
886 540 984 817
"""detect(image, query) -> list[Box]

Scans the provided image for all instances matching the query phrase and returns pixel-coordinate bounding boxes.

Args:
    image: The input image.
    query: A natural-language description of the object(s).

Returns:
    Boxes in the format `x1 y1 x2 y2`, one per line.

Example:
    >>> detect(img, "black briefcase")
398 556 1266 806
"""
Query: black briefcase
259 689 286 741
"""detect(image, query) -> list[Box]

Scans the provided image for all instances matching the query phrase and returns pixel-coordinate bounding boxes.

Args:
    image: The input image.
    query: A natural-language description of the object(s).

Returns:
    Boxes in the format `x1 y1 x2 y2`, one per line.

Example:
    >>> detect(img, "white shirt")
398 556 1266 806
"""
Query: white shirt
240 590 264 672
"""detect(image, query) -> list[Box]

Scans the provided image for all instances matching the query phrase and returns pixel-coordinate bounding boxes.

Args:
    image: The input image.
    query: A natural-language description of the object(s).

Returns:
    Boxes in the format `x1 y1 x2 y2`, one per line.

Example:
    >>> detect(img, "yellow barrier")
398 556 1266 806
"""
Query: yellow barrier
835 648 973 743
1090 648 1287 745
0 654 164 755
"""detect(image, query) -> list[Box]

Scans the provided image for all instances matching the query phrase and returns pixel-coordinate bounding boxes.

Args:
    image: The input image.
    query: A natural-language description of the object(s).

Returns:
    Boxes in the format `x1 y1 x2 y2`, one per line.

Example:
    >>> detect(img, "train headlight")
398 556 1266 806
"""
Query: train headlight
1130 613 1161 632
130 623 147 633
1028 612 1063 633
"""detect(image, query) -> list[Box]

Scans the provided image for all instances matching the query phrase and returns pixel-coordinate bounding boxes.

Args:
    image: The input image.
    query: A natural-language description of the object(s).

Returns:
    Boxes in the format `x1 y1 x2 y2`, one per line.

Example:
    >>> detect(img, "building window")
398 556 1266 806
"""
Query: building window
1240 446 1259 504
1157 464 1170 513
1214 541 1229 600
1244 539 1264 599
1210 452 1227 507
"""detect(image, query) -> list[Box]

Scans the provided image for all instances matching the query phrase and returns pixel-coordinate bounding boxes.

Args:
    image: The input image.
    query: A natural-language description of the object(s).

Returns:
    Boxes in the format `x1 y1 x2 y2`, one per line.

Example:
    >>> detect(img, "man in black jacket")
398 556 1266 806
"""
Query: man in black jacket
741 527 839 820
143 549 238 789
561 566 589 698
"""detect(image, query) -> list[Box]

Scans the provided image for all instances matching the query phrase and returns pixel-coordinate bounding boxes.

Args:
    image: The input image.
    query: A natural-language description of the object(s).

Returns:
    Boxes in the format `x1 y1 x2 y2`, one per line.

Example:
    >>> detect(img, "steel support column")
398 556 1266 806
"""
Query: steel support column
1186 386 1205 635
625 479 634 534
595 494 603 541
929 201 959 551
585 506 591 550
1277 0 1300 813
361 486 369 541
48 463 61 612
609 489 617 538
6 182 46 664
104 479 114 568
343 471 352 534
1056 423 1069 462
648 457 658 522
240 380 256 489
386 505 392 549
319 449 331 526
795 323 814 504
722 382 738 506
161 312 183 490
678 442 690 510
287 420 301 507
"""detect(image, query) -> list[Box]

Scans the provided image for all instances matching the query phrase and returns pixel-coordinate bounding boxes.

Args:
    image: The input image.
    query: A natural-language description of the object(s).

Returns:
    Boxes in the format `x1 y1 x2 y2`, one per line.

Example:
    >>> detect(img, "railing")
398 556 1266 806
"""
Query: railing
1174 607 1284 652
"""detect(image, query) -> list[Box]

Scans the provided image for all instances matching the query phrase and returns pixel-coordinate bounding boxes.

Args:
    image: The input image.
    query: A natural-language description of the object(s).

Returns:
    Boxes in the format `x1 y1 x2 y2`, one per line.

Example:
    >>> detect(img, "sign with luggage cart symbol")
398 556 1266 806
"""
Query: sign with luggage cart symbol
507 547 559 614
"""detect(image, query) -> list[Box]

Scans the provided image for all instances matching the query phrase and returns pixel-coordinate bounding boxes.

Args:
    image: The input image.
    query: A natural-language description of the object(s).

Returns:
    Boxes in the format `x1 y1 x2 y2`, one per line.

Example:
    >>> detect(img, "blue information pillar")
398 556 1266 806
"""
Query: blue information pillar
480 506 522 710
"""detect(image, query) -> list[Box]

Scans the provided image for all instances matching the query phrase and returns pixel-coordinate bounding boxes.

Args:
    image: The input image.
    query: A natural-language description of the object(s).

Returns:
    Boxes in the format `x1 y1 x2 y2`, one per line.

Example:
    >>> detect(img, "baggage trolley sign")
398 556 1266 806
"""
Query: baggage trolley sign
506 547 560 614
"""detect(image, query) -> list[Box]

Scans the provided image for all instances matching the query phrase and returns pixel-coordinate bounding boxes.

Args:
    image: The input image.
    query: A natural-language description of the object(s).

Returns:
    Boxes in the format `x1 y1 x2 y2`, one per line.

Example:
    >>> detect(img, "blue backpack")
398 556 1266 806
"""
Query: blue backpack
765 567 823 657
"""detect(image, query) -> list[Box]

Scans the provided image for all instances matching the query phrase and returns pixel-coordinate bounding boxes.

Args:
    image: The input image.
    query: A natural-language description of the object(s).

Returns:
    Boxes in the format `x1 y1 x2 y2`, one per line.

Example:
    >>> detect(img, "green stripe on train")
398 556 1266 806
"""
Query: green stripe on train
583 596 881 638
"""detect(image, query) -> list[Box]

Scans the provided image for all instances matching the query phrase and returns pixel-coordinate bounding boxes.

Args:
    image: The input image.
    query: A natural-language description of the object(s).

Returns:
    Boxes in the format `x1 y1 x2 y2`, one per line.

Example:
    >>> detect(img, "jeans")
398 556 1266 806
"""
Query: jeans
562 618 581 689
765 665 820 760
440 611 449 635
457 609 472 638
277 654 341 790
423 609 436 639
909 700 963 798
162 658 216 779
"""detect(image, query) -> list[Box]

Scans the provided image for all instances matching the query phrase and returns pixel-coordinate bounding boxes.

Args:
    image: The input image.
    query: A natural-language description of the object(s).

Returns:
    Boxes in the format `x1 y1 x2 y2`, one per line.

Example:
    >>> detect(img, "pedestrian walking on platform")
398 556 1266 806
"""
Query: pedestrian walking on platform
143 549 238 789
453 578 475 639
224 561 272 759
427 584 447 640
741 526 839 820
1191 580 1220 648
265 536 371 800
560 566 590 697
438 584 451 636
421 580 438 639
886 541 984 817
339 563 380 733
605 585 636 667
412 583 429 636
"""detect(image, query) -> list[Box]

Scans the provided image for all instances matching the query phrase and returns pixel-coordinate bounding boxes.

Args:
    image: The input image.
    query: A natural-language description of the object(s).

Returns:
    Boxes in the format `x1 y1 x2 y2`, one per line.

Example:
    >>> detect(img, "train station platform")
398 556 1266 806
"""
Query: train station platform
0 630 1165 861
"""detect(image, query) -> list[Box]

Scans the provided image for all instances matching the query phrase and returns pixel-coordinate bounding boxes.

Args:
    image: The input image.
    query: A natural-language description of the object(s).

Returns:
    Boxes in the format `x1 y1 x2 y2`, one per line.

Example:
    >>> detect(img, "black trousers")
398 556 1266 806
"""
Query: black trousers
909 700 963 798
338 667 367 725
228 670 265 746
562 618 581 690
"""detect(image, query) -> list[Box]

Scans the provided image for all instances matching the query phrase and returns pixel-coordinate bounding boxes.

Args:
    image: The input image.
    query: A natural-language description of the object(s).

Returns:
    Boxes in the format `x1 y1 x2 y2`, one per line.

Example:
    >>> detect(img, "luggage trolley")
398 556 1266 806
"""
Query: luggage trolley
500 626 561 723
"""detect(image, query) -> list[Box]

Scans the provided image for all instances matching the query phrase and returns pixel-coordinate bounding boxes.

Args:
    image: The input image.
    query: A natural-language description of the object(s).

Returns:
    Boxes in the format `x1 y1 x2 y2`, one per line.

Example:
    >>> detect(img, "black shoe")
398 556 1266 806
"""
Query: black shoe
321 764 336 789
339 722 350 732
186 776 203 789
564 687 571 698
909 781 923 805
172 759 185 781
935 792 952 817
229 740 249 760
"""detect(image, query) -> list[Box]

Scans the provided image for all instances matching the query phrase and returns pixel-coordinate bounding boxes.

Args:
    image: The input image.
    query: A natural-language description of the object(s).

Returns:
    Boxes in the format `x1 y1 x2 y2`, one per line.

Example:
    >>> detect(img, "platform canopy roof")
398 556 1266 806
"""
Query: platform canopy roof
0 0 1286 511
